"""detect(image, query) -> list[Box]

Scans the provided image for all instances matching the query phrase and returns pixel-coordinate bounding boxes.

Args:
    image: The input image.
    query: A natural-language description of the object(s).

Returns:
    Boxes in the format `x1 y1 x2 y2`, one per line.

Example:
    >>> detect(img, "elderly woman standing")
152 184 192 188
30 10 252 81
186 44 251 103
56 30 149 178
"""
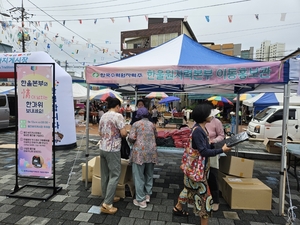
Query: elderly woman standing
128 107 158 209
173 103 231 225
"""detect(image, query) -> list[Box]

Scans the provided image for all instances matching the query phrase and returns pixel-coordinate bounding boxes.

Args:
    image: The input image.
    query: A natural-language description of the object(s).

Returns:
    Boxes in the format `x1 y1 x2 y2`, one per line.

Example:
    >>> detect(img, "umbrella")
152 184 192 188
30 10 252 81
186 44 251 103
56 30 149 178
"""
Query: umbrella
145 92 168 99
90 89 123 102
159 96 180 104
207 96 233 106
233 94 255 101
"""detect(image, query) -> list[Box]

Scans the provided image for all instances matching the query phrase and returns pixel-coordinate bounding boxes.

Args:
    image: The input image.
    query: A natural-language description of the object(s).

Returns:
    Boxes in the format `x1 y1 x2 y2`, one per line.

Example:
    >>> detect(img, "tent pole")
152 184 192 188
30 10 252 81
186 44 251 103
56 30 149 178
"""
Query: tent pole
279 82 290 216
135 87 137 105
235 93 240 156
85 83 91 189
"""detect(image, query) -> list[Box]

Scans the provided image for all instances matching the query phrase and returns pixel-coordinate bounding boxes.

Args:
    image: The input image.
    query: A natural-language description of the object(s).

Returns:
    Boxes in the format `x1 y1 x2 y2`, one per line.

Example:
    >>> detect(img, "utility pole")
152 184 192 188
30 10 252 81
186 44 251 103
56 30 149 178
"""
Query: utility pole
0 0 33 52
21 0 25 52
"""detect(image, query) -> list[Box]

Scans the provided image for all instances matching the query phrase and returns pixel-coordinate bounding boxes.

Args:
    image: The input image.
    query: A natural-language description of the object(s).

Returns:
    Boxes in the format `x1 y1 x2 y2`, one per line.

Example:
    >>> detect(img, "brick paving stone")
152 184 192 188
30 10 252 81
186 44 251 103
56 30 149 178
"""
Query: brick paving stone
118 217 136 225
74 212 93 222
30 217 51 225
134 218 151 225
158 212 173 222
15 216 36 225
223 211 240 220
144 211 159 220
0 212 10 222
149 221 166 225
102 214 121 224
129 209 144 218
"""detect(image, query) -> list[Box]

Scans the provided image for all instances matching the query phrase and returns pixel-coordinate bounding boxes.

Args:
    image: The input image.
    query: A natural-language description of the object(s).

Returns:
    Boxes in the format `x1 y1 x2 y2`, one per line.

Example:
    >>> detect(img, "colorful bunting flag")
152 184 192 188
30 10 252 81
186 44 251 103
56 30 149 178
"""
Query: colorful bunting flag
110 18 115 23
228 15 233 23
145 15 148 21
128 16 131 22
94 19 97 24
163 16 168 23
280 13 286 21
63 20 66 26
183 16 188 22
255 14 259 20
205 16 210 22
79 19 82 24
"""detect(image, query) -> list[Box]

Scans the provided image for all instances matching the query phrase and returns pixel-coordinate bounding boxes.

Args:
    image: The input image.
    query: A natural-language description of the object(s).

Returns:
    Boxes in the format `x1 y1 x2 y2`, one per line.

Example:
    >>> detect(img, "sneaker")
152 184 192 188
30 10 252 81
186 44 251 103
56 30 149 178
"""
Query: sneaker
133 199 147 209
145 195 150 203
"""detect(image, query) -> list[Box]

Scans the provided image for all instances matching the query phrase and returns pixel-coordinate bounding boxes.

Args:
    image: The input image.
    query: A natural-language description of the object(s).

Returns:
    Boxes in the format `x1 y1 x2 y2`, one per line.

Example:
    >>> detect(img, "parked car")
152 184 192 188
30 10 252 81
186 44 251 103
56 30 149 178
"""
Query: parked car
247 105 300 141
0 94 16 129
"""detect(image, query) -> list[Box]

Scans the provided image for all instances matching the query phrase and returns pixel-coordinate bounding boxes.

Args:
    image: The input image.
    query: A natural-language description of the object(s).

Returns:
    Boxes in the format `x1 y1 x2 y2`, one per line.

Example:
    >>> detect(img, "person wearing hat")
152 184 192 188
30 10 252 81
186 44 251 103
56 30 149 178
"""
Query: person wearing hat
205 108 225 212
128 107 158 209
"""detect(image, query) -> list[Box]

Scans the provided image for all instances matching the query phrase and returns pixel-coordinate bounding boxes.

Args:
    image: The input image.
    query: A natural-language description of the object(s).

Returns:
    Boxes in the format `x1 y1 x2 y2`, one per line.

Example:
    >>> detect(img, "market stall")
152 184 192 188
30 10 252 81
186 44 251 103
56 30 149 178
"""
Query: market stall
85 34 298 215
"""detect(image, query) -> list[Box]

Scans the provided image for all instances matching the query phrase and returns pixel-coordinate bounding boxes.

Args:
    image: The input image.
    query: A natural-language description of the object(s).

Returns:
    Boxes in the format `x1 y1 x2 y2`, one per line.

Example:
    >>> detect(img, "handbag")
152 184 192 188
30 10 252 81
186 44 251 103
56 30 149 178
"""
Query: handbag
180 127 206 182
120 137 130 159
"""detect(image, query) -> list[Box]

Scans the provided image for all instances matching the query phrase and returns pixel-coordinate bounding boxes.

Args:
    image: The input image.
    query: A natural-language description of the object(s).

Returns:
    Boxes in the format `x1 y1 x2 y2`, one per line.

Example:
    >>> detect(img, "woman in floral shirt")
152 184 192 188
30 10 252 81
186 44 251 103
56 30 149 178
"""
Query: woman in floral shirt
128 107 158 209
98 97 127 215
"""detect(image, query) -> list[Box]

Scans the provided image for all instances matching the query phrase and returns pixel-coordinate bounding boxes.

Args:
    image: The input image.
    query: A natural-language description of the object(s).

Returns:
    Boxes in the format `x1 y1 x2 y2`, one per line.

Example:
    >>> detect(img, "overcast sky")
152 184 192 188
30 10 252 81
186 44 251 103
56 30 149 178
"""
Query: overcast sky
0 0 299 73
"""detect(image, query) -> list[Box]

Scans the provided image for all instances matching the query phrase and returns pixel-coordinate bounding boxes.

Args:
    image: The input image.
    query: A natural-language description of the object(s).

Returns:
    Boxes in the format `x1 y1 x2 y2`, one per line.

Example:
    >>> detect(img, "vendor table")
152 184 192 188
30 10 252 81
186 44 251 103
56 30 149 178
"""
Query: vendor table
275 143 300 191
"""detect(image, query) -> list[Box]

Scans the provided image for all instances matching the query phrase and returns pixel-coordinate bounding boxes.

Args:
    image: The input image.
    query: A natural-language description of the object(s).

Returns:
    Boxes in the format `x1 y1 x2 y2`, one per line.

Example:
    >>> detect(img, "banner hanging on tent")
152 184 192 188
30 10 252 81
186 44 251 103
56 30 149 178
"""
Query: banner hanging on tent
17 64 53 178
86 61 284 85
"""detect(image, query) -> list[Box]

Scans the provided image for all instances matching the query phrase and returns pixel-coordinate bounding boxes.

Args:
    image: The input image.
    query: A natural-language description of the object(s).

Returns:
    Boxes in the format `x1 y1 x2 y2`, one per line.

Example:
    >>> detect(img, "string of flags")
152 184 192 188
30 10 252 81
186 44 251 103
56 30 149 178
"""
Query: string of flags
1 12 289 29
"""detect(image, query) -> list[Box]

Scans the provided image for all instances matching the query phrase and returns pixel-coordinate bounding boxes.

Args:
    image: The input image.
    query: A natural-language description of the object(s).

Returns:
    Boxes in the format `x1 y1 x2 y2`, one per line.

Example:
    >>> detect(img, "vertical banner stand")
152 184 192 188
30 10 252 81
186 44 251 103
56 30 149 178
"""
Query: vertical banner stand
7 63 62 201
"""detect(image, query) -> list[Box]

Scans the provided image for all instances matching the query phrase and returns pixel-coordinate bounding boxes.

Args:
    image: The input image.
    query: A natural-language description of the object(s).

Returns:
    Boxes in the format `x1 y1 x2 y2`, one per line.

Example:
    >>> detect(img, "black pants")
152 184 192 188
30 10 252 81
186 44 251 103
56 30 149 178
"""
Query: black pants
208 167 219 204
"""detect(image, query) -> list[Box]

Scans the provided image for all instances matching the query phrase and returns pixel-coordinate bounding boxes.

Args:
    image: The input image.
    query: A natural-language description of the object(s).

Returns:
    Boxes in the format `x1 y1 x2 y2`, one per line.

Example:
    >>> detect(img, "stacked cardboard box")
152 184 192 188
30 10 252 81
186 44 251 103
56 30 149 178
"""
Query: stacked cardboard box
91 156 135 197
263 138 283 154
218 156 272 210
81 157 97 182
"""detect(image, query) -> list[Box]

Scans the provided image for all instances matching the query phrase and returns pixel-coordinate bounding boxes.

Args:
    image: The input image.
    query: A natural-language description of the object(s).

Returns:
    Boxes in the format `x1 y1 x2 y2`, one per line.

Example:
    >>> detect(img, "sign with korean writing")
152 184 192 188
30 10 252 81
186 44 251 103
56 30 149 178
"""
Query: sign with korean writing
86 61 284 85
17 64 53 178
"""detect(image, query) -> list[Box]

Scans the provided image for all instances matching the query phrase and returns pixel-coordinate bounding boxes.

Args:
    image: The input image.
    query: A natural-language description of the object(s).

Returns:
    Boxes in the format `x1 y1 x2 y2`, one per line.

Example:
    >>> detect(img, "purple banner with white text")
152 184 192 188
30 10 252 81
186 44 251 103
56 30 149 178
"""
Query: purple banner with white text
86 61 284 85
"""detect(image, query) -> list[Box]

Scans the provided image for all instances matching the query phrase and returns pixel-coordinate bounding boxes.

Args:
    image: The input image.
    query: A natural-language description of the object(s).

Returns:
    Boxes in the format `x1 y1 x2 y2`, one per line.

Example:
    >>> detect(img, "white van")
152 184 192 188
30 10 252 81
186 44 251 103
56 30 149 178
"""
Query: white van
0 94 16 129
247 106 300 141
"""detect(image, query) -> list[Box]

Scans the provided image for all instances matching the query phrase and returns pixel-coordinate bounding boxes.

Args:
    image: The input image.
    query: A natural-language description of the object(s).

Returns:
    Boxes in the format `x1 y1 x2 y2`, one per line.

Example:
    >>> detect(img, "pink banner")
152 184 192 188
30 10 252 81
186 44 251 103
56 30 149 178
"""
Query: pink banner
17 65 53 178
86 61 284 85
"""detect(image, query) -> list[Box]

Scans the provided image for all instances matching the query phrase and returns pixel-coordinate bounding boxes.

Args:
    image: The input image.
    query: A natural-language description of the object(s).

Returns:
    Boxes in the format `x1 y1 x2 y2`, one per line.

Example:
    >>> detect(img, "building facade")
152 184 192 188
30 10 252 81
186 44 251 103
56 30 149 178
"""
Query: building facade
255 41 285 61
120 18 197 58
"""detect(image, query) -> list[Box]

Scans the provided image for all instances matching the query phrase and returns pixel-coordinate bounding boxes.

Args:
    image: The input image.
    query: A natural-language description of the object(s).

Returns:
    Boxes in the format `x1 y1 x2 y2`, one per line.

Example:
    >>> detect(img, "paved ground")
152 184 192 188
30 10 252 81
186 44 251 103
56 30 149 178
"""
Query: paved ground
0 129 299 225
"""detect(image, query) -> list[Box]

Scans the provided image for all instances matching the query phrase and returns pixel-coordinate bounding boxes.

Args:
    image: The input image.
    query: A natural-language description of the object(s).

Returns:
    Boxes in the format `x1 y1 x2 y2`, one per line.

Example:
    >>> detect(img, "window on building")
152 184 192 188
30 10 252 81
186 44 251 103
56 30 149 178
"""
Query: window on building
150 33 178 47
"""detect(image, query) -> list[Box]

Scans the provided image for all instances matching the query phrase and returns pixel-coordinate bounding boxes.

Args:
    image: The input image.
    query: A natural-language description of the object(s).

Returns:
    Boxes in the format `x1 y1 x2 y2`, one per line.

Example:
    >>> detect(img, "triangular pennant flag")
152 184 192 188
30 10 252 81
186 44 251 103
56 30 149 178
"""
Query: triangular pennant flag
128 16 131 22
110 18 115 23
205 16 210 22
183 16 188 22
255 14 259 20
49 22 52 27
63 20 66 26
163 16 168 23
228 15 233 23
79 19 82 24
76 50 79 54
145 15 148 21
94 19 97 24
280 13 286 21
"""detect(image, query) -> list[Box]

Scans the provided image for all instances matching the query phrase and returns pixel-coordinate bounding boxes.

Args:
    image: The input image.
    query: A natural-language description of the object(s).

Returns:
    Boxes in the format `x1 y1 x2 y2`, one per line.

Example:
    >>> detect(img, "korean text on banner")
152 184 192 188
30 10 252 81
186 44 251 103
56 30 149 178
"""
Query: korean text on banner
17 65 53 178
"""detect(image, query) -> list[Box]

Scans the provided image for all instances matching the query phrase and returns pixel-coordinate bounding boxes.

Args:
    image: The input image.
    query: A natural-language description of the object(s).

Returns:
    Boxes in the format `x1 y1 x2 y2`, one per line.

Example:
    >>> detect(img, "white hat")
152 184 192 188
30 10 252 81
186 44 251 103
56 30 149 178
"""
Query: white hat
209 109 220 117
230 111 235 115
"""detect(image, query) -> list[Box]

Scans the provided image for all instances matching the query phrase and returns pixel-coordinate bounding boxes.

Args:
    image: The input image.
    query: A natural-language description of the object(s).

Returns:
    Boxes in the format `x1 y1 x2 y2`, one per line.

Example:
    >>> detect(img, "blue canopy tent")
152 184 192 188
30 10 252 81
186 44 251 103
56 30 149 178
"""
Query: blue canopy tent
85 34 297 216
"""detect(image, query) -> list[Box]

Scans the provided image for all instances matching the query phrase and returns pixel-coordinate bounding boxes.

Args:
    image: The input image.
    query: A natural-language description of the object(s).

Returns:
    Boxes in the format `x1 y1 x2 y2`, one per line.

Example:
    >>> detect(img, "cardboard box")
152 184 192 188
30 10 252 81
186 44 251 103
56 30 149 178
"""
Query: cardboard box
263 138 282 154
219 156 254 178
93 157 131 184
217 170 236 194
81 157 97 182
222 177 272 210
93 156 101 177
91 174 102 196
91 175 135 198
